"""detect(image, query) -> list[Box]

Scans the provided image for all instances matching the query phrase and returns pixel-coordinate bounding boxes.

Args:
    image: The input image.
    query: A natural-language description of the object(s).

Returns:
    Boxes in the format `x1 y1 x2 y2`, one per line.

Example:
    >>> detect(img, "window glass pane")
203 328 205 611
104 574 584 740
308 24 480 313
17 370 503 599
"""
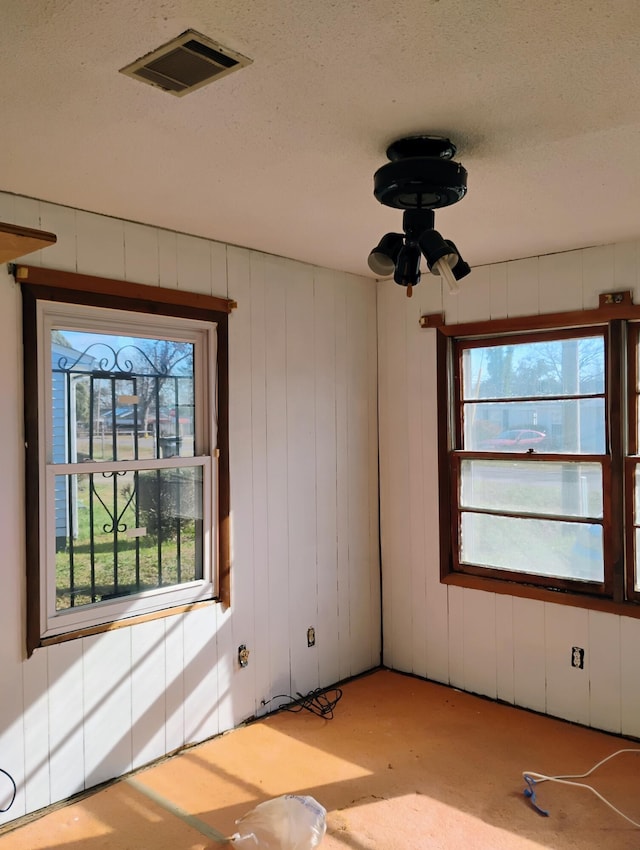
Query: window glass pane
50 330 195 463
460 513 604 582
460 460 603 518
462 336 605 400
464 398 605 453
54 466 203 611
635 466 640 525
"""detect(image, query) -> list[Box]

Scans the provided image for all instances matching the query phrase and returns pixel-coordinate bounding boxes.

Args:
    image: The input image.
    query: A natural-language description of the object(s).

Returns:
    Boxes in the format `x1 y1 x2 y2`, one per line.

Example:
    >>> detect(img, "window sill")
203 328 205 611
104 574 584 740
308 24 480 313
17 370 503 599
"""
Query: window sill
34 598 219 651
442 572 640 618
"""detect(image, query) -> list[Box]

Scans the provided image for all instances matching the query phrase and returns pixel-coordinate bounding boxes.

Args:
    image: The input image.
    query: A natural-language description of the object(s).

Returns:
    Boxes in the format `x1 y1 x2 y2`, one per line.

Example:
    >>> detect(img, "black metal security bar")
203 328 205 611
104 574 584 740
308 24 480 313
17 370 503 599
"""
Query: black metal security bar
52 338 199 610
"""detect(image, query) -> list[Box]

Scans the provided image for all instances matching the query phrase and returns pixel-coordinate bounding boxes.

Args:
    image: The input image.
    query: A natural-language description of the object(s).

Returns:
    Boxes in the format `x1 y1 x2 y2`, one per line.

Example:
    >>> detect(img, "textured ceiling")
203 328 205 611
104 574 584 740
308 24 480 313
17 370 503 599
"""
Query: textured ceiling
2 1 640 278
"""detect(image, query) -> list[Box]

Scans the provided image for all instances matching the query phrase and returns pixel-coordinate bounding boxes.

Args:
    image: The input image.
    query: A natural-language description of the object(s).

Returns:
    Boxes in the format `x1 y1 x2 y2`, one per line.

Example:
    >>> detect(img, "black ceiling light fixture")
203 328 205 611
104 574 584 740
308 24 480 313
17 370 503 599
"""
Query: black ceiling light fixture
368 135 471 297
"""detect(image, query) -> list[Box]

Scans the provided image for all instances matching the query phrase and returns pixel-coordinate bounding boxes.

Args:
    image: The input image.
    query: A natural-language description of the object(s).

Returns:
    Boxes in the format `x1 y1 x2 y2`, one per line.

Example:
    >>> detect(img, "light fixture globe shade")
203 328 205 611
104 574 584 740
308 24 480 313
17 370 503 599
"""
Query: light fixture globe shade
367 232 403 276
445 239 471 281
417 228 457 272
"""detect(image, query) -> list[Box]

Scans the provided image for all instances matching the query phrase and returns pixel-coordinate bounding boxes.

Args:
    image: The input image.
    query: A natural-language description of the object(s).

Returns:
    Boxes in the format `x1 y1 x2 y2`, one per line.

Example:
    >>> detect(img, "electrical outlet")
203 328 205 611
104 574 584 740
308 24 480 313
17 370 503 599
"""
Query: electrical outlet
238 644 250 668
307 626 316 647
571 646 585 669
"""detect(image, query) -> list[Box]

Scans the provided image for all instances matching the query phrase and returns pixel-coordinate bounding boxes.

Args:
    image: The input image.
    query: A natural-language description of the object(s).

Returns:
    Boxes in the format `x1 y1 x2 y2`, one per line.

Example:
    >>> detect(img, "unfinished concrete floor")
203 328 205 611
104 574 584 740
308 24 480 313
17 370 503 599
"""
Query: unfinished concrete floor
1 669 639 849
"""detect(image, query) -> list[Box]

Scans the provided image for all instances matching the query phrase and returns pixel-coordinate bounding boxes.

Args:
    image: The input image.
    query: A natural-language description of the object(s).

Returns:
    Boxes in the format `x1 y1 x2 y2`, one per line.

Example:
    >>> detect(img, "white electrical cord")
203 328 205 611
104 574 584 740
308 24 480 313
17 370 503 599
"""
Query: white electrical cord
523 748 640 827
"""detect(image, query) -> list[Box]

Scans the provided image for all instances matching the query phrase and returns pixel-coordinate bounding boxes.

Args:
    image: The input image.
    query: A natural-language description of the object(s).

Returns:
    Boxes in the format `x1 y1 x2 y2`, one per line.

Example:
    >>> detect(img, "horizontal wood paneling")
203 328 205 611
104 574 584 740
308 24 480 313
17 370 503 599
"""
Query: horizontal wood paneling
0 192 379 825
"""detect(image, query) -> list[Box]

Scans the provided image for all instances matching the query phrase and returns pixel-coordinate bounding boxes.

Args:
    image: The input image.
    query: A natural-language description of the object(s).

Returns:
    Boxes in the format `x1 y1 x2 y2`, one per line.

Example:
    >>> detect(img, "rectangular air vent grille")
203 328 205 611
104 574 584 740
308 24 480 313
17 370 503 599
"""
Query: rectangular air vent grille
120 30 252 97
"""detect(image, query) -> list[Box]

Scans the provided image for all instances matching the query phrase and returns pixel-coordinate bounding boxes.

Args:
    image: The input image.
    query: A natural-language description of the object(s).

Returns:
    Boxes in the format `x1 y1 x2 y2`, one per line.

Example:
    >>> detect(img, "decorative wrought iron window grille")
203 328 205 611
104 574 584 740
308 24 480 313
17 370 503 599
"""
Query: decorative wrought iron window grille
34 302 218 644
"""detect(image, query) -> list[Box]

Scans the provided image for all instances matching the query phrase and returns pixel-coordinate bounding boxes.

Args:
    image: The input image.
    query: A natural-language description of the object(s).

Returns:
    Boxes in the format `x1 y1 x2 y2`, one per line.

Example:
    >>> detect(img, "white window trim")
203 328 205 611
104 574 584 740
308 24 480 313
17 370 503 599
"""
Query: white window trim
36 300 219 638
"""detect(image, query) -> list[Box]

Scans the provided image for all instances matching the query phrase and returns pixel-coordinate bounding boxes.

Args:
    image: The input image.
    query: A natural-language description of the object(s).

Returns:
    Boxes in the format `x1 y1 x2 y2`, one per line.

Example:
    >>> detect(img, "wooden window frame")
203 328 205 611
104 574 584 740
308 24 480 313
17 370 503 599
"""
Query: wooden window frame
626 323 640 604
429 299 640 618
16 264 234 655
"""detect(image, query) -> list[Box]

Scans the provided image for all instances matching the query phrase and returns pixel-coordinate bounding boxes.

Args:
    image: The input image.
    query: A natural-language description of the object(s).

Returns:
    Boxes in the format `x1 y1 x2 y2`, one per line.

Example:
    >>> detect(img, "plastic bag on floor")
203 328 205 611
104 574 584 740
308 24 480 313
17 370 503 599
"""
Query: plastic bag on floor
231 794 327 849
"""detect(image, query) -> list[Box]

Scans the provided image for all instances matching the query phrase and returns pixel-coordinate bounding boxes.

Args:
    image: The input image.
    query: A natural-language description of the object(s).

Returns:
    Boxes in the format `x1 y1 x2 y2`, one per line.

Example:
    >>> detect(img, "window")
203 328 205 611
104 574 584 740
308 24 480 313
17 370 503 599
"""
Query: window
437 309 640 610
19 265 232 653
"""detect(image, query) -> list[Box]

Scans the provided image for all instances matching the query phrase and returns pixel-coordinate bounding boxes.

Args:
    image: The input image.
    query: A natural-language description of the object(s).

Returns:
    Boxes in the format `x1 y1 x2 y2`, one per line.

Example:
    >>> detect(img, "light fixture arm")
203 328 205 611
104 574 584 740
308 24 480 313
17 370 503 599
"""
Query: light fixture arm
402 209 435 238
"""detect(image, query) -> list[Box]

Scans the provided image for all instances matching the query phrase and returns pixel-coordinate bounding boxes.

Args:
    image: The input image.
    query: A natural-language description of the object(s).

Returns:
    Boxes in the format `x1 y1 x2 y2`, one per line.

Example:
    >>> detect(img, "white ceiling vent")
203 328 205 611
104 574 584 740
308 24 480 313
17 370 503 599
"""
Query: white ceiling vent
120 30 252 96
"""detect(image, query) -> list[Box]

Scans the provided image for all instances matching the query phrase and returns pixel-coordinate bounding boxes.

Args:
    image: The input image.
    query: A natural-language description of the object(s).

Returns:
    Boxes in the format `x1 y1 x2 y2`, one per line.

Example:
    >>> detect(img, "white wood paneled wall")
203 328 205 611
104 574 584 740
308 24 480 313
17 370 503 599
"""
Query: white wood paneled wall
378 241 640 736
0 193 380 824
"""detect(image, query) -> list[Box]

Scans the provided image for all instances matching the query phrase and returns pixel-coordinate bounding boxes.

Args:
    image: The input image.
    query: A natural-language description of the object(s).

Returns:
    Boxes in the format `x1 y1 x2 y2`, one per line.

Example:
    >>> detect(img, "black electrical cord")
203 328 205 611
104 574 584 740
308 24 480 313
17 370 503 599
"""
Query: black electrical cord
0 768 16 813
262 687 343 719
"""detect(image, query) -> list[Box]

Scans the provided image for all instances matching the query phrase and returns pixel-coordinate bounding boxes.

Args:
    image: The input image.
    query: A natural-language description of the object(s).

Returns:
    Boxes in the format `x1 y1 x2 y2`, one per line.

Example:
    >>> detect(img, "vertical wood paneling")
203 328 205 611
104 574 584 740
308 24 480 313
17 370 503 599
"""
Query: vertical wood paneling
75 211 125 279
0 193 382 830
346 279 374 674
13 196 40 228
379 234 640 740
249 252 271 707
47 641 85 801
620 617 640 738
366 279 381 670
211 241 228 299
158 229 178 290
0 191 15 222
22 650 51 812
462 589 497 698
538 250 583 312
227 245 257 719
544 603 589 724
214 606 235 731
512 597 546 713
164 614 185 753
0 682 24 824
123 221 160 286
613 240 639 295
82 630 132 788
447 585 465 688
176 233 212 294
313 268 340 686
39 202 77 272
377 280 392 670
421 328 449 685
7 192 640 825
263 256 291 704
414 266 443 317
131 619 167 770
457 264 491 324
506 256 539 317
183 607 219 744
12 197 42 266
490 262 508 318
495 595 515 703
286 260 318 696
334 281 352 680
588 610 621 733
438 271 458 324
378 283 412 672
0 262 26 824
581 244 615 309
406 294 428 676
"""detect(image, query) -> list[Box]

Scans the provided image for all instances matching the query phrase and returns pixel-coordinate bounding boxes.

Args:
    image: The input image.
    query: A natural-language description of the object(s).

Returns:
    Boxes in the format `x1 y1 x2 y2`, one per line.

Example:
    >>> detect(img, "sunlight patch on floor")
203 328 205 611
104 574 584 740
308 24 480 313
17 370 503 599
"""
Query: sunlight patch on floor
324 793 559 850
